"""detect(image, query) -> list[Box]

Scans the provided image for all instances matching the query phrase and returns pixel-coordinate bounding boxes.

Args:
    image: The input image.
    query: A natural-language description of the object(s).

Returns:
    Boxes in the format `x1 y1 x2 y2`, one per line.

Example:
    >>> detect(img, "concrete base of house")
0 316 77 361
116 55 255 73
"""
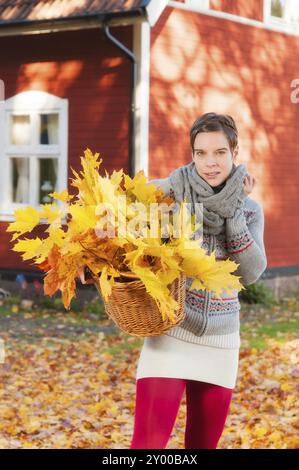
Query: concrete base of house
261 274 299 300
0 276 99 306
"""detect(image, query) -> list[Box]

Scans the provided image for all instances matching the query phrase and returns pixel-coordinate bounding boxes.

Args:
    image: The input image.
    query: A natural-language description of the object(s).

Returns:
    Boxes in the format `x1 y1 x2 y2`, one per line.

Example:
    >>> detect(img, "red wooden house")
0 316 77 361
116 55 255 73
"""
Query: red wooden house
0 0 298 296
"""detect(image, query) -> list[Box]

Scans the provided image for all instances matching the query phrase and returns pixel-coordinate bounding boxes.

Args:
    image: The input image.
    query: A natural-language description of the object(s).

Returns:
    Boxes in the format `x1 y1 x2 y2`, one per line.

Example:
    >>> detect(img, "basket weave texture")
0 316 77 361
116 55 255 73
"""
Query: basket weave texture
95 272 186 337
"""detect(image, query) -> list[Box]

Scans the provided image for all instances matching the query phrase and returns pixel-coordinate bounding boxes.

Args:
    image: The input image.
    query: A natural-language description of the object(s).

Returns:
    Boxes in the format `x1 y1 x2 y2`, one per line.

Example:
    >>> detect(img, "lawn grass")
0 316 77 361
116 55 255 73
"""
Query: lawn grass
98 319 299 356
240 320 299 350
1 294 298 354
100 334 143 356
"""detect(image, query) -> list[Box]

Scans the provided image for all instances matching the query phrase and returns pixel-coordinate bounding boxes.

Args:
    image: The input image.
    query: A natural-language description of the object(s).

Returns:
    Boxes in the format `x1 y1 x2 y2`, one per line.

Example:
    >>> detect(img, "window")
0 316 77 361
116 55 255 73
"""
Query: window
0 91 68 220
271 0 299 23
264 0 299 31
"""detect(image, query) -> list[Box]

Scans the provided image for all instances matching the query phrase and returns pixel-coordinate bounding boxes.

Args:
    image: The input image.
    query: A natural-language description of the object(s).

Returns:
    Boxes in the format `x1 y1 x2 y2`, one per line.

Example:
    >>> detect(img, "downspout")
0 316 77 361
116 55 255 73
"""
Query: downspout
102 19 137 178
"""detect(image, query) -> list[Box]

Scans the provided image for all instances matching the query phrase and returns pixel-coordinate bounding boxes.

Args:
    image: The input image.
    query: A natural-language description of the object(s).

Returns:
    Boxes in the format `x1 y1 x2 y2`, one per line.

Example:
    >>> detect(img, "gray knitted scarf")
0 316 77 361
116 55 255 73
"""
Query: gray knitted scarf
168 161 248 235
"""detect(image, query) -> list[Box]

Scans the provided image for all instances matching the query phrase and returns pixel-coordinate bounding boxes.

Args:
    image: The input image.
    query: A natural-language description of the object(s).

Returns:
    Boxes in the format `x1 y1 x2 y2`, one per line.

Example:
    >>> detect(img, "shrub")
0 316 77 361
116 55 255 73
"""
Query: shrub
84 298 105 316
239 281 277 306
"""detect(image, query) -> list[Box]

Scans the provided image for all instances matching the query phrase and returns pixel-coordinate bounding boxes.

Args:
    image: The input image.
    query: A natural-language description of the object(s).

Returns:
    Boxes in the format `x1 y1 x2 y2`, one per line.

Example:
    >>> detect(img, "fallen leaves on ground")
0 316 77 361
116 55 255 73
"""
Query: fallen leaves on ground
0 324 298 449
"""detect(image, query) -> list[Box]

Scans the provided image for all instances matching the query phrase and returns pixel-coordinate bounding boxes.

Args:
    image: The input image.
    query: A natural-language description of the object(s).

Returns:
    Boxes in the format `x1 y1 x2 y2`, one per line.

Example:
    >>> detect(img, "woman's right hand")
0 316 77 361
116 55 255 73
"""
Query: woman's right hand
243 173 256 196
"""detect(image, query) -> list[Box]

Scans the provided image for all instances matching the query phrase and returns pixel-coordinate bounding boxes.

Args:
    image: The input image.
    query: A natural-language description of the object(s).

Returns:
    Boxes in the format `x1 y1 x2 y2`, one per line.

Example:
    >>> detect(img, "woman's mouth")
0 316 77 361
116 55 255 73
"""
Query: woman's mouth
204 172 220 179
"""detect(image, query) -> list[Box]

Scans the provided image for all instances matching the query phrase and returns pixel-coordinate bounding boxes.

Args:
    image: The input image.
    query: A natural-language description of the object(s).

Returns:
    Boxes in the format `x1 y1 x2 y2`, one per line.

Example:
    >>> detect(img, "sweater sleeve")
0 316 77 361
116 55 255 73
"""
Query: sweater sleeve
225 201 267 286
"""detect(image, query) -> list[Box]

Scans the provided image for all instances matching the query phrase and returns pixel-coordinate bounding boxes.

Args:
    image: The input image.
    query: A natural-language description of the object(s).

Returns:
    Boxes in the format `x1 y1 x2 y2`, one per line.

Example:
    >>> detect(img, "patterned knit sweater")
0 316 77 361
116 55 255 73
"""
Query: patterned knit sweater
148 176 267 349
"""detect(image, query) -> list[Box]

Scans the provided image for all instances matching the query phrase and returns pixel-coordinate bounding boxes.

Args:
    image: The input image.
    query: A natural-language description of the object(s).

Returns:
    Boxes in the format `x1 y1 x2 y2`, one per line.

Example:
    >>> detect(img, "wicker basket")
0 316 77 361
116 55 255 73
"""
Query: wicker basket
93 271 186 337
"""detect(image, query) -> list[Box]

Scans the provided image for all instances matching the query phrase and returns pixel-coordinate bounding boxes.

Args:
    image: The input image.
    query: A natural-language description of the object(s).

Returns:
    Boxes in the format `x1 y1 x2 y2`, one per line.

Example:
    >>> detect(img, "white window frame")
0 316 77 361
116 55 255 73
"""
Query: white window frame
0 90 68 221
185 0 209 8
264 0 299 33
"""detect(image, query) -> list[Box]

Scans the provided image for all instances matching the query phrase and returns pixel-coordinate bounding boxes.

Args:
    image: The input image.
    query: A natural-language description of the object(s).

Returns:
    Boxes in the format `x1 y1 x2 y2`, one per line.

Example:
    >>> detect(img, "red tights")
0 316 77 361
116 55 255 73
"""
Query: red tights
130 377 233 449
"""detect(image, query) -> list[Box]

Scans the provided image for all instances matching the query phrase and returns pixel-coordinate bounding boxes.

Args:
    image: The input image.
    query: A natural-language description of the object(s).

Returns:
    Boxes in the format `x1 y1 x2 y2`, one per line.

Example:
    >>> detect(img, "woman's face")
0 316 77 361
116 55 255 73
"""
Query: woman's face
192 131 238 186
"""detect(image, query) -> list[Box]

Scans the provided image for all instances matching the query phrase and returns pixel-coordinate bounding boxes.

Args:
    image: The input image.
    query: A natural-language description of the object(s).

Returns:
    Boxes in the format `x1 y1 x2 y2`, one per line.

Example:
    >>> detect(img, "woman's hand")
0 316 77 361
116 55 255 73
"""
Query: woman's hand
243 173 256 196
77 267 96 285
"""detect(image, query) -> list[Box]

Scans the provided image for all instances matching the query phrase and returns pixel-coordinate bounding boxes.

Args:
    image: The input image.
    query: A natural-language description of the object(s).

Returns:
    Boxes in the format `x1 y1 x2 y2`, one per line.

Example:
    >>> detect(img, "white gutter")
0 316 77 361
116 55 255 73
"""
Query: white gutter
133 21 151 177
145 0 169 27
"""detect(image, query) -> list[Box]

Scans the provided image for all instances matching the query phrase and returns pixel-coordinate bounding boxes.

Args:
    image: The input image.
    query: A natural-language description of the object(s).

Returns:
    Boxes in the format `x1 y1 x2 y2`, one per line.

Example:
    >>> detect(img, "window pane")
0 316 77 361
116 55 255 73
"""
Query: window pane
40 113 59 145
271 0 299 22
271 0 283 17
10 115 30 145
39 158 58 204
12 157 30 203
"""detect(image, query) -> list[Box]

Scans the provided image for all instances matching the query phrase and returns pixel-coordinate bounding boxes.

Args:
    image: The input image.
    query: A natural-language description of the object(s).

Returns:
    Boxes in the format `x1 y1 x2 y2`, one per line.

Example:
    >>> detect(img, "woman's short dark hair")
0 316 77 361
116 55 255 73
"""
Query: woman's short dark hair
190 112 238 153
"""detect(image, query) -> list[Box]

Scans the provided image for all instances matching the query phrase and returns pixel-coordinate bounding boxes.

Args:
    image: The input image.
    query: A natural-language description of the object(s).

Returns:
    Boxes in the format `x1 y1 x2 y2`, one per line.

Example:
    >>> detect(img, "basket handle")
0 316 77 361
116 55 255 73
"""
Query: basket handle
115 270 140 280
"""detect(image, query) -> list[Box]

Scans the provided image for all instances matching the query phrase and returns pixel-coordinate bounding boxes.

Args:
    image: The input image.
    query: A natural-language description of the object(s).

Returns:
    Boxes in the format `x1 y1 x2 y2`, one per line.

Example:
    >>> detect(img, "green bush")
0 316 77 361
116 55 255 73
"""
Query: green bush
53 298 64 309
84 298 105 316
37 296 65 311
69 298 82 312
239 281 277 306
37 296 83 312
3 294 21 305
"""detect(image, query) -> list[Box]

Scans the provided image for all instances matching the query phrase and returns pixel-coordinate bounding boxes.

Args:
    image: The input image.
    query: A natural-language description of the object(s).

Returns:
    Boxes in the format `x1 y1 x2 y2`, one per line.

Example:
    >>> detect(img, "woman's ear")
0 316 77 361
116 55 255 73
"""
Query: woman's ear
232 145 239 162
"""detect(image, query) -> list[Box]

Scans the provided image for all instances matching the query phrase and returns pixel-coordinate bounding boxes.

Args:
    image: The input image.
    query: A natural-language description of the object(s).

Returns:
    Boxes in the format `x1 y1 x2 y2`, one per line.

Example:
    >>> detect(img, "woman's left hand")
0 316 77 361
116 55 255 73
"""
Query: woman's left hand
243 173 256 196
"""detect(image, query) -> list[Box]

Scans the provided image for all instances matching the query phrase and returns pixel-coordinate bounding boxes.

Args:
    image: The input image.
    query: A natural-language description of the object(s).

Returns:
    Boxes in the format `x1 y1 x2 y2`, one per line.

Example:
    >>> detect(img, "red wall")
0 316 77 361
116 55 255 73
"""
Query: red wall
175 0 264 21
149 6 299 269
0 26 132 270
210 0 264 21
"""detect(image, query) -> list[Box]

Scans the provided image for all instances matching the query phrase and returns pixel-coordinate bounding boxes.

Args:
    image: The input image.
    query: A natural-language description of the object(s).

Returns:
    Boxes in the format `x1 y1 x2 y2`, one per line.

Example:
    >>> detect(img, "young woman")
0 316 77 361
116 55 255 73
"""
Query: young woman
129 112 267 449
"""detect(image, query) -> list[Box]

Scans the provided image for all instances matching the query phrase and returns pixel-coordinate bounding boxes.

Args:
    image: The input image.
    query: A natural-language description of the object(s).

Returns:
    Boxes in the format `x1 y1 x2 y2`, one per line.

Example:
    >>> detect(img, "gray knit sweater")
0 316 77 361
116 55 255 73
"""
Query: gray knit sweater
148 175 267 349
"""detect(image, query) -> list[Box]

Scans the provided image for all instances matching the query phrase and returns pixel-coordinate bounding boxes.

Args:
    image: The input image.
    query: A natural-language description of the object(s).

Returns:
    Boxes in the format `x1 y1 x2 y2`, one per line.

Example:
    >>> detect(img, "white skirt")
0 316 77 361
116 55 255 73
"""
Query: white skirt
135 334 240 389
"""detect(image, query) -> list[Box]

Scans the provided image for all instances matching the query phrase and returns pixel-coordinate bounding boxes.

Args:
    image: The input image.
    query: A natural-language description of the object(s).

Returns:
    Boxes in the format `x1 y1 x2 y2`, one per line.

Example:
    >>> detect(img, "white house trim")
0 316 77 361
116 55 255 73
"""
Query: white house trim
145 0 169 27
0 99 5 218
172 0 210 12
133 21 151 177
167 0 299 37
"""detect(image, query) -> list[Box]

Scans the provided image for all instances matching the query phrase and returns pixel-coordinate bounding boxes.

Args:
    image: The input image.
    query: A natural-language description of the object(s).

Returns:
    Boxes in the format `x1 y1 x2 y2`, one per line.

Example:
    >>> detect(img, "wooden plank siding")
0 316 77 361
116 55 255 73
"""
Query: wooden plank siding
148 5 299 268
210 0 264 21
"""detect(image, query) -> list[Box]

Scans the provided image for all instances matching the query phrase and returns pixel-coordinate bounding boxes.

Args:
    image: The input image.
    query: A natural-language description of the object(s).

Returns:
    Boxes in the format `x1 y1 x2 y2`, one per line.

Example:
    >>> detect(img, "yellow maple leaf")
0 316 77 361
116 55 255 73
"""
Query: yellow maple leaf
156 268 181 287
269 431 282 443
70 148 103 206
99 265 113 301
281 383 292 391
34 232 65 264
254 426 268 438
133 265 180 323
68 204 98 234
190 259 245 297
48 190 74 202
39 203 63 225
12 237 43 261
124 171 159 204
6 207 41 240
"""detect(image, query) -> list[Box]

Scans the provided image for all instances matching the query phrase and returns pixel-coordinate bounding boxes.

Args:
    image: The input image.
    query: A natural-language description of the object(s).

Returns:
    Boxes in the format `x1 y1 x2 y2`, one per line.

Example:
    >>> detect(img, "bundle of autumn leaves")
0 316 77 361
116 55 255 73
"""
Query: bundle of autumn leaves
6 149 244 323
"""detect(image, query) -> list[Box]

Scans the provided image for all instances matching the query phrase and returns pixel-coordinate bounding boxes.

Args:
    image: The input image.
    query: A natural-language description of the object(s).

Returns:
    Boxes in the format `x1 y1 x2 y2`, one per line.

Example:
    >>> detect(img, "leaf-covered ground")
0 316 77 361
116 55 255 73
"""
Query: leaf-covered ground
0 294 298 449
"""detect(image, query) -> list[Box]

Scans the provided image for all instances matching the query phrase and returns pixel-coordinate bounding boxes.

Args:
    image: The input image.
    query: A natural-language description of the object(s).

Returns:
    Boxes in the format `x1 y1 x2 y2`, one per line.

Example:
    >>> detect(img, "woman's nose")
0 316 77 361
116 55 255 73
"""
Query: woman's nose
206 158 217 166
